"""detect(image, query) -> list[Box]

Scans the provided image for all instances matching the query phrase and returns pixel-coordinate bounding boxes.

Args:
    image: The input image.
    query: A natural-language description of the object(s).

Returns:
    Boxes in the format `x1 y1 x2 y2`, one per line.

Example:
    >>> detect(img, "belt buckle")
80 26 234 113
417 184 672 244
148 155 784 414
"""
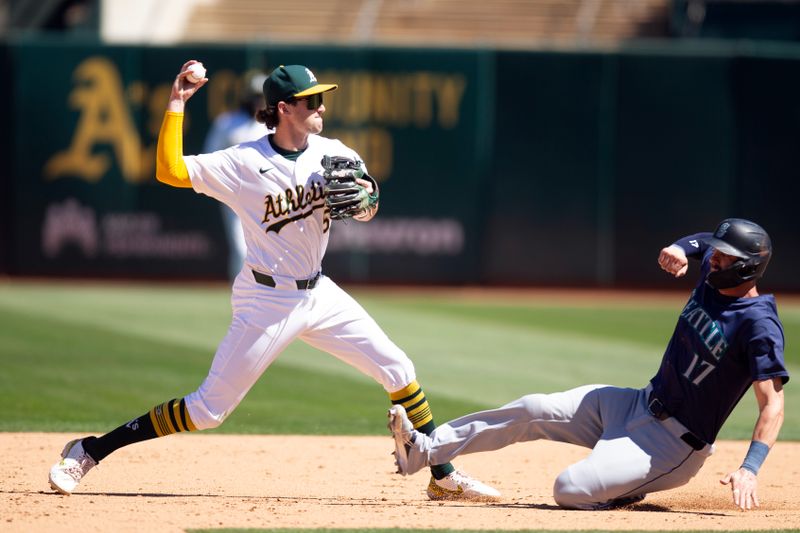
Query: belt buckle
252 270 276 288
647 397 666 420
297 272 321 290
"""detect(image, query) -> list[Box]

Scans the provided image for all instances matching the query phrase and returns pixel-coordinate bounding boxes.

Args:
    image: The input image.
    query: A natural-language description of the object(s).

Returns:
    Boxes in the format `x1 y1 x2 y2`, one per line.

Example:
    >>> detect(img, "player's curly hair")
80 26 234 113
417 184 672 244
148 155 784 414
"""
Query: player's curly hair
256 106 279 129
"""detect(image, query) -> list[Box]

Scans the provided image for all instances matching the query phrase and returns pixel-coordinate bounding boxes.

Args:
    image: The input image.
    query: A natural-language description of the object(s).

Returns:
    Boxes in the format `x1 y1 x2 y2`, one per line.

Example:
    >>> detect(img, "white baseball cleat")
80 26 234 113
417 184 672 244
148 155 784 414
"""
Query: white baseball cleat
48 438 97 495
427 470 501 501
387 405 415 475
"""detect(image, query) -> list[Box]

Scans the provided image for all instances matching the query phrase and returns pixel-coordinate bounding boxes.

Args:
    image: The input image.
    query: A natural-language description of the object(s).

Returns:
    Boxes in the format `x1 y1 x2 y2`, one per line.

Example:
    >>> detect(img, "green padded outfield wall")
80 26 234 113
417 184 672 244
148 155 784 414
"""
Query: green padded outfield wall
483 51 610 285
8 41 484 283
0 42 11 274
729 54 800 290
609 50 736 287
484 50 738 287
484 45 800 291
12 43 226 278
4 38 800 289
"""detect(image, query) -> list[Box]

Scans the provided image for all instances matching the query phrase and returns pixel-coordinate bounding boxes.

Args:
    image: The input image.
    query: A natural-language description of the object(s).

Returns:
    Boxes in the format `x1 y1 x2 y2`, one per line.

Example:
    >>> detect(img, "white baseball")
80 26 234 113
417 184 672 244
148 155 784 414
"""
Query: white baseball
186 63 206 83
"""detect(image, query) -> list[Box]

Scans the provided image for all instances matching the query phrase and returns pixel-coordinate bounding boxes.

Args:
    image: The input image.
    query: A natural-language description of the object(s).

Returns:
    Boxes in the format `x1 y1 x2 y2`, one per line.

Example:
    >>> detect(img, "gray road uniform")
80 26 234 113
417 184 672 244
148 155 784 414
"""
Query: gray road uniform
396 233 788 509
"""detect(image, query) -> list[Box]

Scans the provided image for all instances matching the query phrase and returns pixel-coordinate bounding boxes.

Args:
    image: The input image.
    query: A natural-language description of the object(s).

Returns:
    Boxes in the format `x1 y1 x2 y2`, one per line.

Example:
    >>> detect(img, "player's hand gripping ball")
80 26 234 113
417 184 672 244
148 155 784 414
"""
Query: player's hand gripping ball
186 63 207 83
321 155 379 220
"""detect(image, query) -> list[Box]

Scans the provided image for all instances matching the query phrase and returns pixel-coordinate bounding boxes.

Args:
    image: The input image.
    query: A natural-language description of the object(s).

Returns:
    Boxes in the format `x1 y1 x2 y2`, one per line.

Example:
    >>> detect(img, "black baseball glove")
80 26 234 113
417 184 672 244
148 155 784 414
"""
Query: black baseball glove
321 155 380 220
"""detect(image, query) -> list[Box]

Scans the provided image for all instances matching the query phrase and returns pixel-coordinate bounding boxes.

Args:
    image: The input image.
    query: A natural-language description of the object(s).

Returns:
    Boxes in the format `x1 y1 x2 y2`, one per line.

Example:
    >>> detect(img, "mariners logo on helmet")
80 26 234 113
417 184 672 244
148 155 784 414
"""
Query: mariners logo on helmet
705 218 772 290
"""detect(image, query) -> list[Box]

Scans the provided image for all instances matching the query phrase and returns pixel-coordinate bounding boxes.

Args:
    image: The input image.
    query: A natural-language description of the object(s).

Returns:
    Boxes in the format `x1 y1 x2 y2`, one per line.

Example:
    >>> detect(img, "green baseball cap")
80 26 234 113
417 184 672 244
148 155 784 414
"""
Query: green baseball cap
264 65 338 106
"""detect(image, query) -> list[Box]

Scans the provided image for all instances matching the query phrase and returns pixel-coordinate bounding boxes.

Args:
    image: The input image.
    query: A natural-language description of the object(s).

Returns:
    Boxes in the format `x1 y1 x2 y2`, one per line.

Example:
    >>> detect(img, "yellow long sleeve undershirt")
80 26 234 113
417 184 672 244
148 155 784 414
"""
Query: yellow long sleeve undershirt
155 111 192 188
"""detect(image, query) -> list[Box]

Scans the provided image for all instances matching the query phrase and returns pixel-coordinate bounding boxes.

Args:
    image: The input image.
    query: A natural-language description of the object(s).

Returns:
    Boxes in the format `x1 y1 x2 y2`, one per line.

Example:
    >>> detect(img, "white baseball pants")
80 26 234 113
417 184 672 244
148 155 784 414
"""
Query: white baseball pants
184 275 416 429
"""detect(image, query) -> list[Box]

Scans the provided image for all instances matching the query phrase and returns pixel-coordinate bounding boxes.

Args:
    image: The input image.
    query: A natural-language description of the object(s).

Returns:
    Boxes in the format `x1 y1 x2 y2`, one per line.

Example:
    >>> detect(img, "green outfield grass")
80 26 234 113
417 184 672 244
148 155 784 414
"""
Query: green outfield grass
0 281 797 440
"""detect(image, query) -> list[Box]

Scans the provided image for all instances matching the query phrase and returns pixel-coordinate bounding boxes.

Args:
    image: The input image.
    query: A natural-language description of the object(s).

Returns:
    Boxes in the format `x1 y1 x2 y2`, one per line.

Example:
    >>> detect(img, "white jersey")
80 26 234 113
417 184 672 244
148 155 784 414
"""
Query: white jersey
184 134 363 280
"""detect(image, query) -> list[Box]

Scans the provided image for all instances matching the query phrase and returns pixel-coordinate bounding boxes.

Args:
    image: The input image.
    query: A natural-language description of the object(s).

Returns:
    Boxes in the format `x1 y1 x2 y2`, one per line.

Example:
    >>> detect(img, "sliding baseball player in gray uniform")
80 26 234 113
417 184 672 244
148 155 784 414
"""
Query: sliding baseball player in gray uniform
390 218 788 510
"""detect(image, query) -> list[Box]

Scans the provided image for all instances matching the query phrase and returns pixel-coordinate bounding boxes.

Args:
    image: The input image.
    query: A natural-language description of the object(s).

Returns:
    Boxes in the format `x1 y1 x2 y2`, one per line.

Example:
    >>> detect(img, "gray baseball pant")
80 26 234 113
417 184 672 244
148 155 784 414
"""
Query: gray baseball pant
405 384 714 509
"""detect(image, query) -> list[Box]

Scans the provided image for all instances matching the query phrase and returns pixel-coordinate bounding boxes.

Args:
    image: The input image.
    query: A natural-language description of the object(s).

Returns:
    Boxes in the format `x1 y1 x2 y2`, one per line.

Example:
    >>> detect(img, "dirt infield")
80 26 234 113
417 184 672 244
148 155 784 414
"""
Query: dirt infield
3 433 798 532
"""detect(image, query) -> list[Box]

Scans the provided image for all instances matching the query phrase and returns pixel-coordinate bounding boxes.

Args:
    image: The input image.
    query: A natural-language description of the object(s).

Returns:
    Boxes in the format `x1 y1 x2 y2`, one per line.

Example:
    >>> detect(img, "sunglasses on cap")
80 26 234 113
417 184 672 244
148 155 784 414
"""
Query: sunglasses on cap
296 92 324 110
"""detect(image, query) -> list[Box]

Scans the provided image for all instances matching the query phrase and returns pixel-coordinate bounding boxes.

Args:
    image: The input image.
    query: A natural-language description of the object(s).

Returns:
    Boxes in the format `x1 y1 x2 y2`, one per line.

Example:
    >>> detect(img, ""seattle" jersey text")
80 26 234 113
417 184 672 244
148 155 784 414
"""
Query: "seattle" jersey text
680 296 729 360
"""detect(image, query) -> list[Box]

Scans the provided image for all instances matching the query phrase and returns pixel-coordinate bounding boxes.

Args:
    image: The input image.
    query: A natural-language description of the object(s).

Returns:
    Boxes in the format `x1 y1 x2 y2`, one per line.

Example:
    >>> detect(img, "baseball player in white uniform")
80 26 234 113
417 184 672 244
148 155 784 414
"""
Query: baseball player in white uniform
48 60 498 501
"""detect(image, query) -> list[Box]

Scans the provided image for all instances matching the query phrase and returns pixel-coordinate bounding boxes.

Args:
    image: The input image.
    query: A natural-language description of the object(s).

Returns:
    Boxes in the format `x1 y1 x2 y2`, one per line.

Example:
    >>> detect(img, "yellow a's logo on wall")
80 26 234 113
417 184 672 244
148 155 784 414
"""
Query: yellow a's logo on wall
44 56 152 184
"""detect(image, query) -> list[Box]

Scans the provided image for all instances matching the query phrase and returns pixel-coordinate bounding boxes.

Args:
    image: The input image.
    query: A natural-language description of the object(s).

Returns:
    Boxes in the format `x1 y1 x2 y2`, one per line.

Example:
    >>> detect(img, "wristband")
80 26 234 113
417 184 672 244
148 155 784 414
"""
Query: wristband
740 440 769 475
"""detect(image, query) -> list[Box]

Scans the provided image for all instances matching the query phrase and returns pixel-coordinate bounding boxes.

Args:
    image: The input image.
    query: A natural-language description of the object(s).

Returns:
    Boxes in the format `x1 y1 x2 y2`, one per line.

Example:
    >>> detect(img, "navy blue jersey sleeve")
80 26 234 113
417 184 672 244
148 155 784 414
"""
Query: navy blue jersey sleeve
672 232 712 259
748 317 789 384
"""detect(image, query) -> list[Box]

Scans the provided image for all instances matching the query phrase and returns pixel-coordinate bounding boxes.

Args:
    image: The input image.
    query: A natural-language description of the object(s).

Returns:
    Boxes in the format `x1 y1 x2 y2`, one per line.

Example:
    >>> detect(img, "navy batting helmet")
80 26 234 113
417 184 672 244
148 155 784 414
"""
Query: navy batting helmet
705 218 772 290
